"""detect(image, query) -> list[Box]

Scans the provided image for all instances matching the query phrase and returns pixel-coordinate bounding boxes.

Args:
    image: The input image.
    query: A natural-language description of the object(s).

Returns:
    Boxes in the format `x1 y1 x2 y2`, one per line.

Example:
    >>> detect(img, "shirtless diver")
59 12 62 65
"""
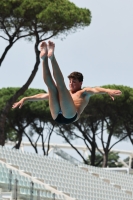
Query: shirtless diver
12 41 122 124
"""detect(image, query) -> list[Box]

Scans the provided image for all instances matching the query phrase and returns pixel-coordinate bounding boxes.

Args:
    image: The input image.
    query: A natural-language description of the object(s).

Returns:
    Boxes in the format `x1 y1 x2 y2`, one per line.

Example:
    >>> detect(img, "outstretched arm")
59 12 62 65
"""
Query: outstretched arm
83 87 122 100
12 93 49 109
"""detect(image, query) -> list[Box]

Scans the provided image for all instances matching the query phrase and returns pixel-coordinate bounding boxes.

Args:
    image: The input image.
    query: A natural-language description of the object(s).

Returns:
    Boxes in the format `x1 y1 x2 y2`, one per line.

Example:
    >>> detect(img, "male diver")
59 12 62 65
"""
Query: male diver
12 41 122 124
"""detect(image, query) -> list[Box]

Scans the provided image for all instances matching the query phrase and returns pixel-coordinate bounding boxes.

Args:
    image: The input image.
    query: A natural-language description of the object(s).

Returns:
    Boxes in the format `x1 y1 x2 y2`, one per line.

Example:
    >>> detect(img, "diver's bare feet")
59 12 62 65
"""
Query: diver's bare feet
40 41 47 60
48 41 55 60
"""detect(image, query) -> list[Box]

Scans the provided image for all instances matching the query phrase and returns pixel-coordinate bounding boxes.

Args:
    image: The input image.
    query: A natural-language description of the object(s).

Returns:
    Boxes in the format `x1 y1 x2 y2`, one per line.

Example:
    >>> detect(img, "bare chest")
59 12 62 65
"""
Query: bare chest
70 90 84 100
70 91 89 114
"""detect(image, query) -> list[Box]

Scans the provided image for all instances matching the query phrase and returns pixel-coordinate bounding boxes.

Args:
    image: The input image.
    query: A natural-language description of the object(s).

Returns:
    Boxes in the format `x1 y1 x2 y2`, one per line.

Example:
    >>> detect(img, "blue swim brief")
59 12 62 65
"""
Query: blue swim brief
55 111 77 124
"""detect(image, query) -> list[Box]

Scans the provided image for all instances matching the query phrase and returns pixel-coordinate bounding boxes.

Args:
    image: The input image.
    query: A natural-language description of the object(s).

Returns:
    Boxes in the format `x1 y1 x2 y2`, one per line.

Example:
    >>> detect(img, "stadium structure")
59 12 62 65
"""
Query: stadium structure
0 142 133 200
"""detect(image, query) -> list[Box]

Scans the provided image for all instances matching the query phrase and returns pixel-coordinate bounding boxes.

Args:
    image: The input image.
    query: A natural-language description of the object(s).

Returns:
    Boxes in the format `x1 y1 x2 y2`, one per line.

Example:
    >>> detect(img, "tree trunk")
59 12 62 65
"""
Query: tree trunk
0 41 14 66
124 125 133 145
90 142 96 166
0 114 7 145
102 152 108 168
0 41 40 145
13 131 23 149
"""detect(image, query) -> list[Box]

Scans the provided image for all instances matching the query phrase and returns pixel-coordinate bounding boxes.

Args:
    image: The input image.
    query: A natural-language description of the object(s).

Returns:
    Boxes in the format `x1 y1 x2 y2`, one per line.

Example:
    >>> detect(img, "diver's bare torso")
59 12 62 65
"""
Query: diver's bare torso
70 89 91 121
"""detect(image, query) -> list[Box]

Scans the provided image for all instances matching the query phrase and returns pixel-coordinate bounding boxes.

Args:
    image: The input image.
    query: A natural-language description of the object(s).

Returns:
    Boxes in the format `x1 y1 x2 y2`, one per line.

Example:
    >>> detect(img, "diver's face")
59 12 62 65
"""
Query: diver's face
69 78 82 92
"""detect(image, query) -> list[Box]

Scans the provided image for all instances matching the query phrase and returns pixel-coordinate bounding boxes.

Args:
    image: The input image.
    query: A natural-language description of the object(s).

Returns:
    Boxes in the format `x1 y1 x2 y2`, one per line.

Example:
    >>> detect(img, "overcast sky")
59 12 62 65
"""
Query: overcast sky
0 0 133 90
1 0 133 157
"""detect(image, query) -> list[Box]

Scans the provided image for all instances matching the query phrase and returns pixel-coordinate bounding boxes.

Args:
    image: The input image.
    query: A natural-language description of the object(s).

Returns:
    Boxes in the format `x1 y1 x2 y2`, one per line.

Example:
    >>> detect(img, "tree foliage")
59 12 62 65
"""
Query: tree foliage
0 87 54 154
86 152 123 168
0 0 91 66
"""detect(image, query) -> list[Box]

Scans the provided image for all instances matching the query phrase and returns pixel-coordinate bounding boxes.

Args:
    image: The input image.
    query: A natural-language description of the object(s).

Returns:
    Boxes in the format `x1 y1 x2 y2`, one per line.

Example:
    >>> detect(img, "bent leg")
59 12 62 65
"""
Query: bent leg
48 41 77 118
40 42 60 119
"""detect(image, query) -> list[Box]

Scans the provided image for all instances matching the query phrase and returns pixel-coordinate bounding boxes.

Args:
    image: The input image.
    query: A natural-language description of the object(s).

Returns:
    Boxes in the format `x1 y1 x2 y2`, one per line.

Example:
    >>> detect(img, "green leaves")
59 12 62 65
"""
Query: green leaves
0 0 91 37
0 87 52 143
0 87 51 121
87 152 123 167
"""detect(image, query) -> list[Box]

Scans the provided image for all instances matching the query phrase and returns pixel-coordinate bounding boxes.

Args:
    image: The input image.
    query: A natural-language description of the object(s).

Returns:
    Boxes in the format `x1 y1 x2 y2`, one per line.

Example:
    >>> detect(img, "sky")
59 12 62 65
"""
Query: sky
1 0 133 160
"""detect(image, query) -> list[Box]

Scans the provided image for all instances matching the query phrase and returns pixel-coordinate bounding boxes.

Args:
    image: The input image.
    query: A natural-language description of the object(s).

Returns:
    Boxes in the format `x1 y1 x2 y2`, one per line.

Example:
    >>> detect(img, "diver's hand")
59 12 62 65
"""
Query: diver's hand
12 98 25 109
107 89 122 101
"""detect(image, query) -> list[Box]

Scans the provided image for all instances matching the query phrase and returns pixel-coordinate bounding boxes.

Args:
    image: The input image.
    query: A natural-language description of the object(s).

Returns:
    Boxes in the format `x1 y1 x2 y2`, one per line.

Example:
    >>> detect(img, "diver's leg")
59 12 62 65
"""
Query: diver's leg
48 41 76 118
40 41 60 119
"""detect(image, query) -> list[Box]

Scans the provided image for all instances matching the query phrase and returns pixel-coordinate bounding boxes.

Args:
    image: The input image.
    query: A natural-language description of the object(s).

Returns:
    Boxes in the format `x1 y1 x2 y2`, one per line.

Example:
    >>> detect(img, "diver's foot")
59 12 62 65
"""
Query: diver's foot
40 41 48 60
48 41 55 60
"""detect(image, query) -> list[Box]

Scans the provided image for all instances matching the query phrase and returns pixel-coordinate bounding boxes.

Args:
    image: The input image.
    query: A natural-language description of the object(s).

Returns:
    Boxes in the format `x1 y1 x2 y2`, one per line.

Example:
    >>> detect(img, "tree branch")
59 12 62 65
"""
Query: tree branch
24 130 38 153
57 129 88 164
95 140 104 155
13 33 32 43
101 120 105 150
47 124 55 155
35 134 40 147
39 31 59 43
75 123 93 144
73 133 84 140
0 35 9 41
1 20 11 38
83 138 91 153
41 129 46 156
109 134 128 151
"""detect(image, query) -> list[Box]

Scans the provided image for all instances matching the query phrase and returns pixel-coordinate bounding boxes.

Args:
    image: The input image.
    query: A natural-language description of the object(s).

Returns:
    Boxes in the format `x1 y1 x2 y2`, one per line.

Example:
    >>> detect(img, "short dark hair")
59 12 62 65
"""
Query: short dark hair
68 71 83 82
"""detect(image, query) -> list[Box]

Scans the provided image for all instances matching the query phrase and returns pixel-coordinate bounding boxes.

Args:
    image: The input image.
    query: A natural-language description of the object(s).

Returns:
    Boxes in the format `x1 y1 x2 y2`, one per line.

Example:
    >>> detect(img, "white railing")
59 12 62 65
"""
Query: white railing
5 141 133 169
